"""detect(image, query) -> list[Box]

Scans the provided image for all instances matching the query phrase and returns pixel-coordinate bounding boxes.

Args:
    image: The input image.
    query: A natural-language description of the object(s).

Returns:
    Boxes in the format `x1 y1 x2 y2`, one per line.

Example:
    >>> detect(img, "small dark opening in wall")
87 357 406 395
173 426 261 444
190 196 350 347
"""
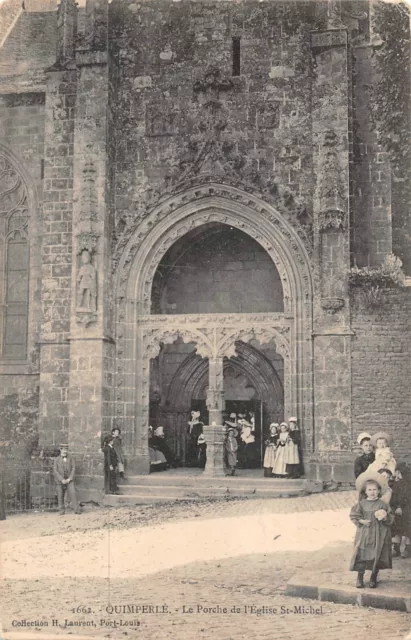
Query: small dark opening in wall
40 159 44 179
232 37 241 76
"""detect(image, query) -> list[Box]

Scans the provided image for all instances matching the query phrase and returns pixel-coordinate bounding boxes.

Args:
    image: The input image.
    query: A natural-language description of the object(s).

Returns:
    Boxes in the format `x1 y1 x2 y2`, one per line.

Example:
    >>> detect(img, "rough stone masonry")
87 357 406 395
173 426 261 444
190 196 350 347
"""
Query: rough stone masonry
0 0 410 500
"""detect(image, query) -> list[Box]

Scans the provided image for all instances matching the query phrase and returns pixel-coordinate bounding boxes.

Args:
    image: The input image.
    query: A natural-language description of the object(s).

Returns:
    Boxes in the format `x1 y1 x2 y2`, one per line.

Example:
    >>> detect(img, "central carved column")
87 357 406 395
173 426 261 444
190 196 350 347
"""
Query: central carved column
204 357 226 477
206 357 225 426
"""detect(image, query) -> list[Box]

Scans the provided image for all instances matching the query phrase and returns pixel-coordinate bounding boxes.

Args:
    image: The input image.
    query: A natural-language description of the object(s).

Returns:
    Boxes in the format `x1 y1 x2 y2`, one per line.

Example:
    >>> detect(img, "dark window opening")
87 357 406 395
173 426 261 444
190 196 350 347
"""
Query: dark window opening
232 37 241 77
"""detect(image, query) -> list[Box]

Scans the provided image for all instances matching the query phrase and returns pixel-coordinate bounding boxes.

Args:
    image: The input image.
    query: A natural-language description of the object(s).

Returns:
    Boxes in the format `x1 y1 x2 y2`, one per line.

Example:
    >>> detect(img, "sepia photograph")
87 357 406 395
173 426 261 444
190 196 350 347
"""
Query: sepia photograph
0 0 410 638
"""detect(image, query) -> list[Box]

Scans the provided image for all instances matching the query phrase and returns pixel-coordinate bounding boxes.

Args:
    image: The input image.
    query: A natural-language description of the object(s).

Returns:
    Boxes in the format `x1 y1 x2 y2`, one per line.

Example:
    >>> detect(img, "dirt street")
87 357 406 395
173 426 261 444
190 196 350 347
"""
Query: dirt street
1 492 410 640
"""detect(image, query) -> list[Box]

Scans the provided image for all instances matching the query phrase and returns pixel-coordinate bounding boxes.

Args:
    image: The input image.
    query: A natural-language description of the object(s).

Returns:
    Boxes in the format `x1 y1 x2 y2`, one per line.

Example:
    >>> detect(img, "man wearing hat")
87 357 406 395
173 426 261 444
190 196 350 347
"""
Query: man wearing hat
53 444 81 515
354 432 375 479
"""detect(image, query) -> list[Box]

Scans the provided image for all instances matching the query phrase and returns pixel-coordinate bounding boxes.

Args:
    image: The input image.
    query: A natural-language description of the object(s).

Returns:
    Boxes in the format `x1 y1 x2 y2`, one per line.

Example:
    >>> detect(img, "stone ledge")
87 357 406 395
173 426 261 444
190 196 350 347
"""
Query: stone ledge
287 579 411 613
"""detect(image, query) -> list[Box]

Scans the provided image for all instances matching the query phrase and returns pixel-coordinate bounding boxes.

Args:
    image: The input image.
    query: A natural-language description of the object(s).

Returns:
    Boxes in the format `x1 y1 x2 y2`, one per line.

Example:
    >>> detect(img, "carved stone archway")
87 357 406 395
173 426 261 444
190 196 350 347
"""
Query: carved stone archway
115 183 313 473
160 342 285 463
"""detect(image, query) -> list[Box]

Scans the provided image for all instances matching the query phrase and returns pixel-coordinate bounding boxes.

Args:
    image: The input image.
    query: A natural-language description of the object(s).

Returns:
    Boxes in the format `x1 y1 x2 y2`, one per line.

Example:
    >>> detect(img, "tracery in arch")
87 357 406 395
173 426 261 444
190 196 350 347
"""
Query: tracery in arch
0 154 30 359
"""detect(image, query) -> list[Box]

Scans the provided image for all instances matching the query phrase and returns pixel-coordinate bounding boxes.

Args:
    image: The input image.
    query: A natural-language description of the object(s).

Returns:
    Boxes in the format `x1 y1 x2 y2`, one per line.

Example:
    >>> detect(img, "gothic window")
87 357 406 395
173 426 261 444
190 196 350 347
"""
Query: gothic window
0 155 30 360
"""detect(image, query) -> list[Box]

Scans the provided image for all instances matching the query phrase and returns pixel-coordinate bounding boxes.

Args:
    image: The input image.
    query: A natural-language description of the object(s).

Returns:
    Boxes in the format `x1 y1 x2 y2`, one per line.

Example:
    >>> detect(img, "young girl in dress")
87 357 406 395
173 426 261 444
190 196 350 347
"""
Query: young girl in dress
272 423 290 478
263 423 279 477
368 432 396 474
225 428 238 476
350 471 393 588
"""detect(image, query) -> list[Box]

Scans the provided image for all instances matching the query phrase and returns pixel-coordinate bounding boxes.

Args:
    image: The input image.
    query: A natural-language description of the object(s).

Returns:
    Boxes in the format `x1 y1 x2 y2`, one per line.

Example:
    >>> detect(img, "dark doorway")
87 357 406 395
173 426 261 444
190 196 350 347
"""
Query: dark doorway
190 399 263 468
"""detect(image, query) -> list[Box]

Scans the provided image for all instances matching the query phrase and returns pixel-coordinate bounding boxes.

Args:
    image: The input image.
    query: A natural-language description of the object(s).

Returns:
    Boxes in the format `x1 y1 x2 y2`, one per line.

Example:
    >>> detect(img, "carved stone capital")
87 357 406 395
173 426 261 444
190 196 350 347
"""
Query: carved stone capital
320 297 345 315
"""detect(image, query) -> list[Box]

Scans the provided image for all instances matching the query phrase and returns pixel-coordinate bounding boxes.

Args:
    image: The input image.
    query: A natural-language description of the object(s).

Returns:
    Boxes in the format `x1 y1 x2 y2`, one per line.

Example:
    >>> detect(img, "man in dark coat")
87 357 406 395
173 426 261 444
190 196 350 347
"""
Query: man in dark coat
103 435 121 494
354 432 375 478
53 444 81 515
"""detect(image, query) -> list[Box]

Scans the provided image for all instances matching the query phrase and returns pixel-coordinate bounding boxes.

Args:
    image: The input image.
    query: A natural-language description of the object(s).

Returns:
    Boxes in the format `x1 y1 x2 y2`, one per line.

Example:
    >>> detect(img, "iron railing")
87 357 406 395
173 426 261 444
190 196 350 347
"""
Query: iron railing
0 452 59 515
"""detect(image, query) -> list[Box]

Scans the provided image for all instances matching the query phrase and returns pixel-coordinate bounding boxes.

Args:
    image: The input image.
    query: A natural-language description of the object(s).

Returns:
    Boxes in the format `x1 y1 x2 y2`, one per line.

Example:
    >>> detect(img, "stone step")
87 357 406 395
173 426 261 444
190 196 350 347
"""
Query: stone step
103 483 307 507
118 482 306 496
123 474 305 488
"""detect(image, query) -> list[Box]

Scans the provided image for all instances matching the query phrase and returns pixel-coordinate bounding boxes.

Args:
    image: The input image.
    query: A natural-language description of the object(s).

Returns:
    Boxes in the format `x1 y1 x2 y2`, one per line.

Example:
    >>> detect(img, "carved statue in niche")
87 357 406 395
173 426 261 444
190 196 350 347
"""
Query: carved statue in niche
77 249 97 312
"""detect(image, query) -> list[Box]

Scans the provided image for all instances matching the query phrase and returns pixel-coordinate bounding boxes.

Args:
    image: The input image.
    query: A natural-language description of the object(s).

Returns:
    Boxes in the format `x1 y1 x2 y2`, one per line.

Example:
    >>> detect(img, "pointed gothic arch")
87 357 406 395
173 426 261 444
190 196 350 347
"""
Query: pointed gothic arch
115 183 314 473
0 144 39 363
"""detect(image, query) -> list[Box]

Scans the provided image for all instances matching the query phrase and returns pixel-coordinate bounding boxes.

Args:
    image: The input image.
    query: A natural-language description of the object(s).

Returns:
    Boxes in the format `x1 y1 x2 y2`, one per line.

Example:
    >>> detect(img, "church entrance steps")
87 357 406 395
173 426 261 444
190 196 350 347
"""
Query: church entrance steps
102 473 308 506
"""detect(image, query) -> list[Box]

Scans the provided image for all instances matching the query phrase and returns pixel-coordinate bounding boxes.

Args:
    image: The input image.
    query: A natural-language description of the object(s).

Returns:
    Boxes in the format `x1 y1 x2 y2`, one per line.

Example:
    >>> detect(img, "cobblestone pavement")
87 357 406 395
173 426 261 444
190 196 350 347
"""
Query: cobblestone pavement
1 492 410 640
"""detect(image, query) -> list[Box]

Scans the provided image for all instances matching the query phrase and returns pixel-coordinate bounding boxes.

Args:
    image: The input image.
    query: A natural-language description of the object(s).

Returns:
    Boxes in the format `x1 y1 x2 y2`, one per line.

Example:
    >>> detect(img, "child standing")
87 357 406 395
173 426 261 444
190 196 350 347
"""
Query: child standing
368 432 396 474
272 423 290 478
381 464 411 558
197 433 207 469
350 471 393 588
225 428 238 476
263 423 279 477
354 432 375 478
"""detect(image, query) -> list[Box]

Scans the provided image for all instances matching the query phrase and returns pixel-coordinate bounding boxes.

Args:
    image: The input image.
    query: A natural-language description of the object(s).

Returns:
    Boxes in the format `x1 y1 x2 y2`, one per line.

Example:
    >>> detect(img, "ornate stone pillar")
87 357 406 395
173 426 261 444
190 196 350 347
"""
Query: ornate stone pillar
206 358 225 426
203 357 226 476
66 0 113 492
310 28 354 483
202 424 226 478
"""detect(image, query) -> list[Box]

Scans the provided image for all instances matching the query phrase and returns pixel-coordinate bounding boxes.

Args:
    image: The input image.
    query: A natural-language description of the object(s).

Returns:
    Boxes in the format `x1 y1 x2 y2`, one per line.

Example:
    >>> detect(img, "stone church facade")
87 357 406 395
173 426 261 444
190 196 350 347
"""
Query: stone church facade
0 0 410 495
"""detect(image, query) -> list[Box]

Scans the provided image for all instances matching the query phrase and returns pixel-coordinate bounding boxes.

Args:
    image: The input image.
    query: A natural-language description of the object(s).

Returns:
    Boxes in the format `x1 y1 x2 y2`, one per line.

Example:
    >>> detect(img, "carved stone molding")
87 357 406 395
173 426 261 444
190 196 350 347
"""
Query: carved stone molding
206 389 225 412
315 130 347 231
320 297 345 315
76 310 97 327
115 185 313 316
137 312 289 327
142 327 214 361
217 326 290 360
138 313 291 362
113 181 312 270
81 159 98 223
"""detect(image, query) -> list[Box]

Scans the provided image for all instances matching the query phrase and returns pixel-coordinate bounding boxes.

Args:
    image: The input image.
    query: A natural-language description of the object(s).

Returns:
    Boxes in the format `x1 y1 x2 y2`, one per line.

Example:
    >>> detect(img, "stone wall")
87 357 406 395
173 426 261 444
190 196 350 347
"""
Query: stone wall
155 225 284 314
109 0 317 252
351 287 411 463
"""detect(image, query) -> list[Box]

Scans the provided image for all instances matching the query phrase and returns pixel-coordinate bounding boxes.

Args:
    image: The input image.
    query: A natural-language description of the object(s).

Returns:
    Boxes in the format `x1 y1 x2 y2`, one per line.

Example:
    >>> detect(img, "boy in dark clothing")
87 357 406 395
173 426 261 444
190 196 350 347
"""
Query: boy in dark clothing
103 435 120 495
354 432 375 478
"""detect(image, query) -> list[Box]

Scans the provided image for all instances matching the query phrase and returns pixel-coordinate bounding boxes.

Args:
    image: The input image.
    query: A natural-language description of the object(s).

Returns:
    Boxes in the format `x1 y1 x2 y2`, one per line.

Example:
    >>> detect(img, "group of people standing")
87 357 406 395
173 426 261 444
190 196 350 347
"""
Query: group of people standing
263 417 303 479
350 430 411 589
186 410 260 472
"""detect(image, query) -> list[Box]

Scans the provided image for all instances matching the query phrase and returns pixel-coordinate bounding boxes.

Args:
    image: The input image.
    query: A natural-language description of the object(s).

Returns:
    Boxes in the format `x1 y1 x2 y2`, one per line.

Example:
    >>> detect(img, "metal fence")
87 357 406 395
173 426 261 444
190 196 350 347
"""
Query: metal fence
0 453 59 515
